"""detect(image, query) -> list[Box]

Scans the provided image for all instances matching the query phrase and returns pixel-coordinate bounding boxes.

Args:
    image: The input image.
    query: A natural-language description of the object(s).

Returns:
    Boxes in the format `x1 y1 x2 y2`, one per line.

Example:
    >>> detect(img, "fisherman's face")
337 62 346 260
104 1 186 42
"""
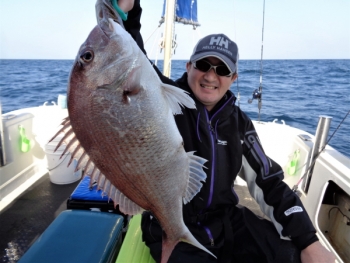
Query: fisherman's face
186 57 237 111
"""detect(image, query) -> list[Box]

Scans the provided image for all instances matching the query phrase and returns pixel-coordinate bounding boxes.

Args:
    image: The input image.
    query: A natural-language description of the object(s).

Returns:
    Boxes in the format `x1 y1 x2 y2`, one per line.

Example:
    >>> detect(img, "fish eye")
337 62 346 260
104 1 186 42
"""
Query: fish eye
80 50 94 63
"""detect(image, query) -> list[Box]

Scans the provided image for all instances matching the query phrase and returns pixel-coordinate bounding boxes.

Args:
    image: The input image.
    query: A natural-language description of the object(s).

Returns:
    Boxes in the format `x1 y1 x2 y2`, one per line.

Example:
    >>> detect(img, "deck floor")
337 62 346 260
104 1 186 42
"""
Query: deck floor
0 175 264 263
0 174 79 263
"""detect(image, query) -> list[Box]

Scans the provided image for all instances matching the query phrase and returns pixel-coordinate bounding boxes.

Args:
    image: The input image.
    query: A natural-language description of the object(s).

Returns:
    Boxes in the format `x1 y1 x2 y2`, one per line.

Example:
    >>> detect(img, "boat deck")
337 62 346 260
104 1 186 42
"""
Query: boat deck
0 174 79 262
0 176 264 263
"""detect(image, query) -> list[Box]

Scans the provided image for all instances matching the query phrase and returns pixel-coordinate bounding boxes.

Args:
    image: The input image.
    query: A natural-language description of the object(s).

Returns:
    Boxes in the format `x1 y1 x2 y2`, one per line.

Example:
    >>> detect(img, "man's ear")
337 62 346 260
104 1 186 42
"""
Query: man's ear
186 61 192 73
232 73 238 82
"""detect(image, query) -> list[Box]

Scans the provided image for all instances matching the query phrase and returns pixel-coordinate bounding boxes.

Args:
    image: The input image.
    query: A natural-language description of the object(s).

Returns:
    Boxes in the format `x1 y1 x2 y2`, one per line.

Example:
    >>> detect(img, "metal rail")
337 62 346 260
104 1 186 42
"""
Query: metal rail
302 116 332 193
0 102 6 167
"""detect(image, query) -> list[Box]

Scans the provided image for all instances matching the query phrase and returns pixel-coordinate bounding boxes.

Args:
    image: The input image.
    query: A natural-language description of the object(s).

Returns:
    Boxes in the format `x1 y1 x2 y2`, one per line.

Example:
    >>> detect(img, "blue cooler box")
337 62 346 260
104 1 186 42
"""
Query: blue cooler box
18 210 124 263
67 176 117 212
67 176 128 228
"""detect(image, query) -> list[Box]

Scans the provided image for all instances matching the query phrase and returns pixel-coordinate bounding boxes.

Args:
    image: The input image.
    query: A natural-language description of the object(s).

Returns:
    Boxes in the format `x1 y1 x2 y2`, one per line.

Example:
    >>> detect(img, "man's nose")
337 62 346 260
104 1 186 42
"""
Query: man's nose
204 68 218 79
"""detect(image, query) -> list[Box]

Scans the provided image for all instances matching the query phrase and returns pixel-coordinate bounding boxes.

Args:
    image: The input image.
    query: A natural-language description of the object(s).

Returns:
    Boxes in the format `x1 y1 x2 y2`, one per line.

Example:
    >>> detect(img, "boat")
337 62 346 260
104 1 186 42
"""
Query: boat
1 0 349 262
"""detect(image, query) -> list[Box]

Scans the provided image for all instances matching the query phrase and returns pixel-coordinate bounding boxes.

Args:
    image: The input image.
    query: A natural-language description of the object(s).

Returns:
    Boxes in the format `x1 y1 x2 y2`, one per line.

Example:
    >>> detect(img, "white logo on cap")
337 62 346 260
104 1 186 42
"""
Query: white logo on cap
209 36 229 49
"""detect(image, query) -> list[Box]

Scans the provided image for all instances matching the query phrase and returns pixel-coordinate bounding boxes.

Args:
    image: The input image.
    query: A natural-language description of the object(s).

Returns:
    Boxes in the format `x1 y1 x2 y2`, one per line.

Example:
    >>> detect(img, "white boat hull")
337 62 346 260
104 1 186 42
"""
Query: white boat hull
1 107 349 262
0 104 68 211
253 120 350 262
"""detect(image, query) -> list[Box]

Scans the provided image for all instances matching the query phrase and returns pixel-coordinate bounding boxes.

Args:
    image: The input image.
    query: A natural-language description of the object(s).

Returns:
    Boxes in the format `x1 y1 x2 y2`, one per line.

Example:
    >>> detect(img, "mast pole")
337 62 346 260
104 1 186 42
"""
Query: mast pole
163 0 176 77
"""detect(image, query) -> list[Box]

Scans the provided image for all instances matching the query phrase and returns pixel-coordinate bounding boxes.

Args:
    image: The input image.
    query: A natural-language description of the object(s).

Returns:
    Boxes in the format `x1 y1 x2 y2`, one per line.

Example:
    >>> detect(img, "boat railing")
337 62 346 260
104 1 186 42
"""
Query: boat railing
302 116 332 193
0 102 6 167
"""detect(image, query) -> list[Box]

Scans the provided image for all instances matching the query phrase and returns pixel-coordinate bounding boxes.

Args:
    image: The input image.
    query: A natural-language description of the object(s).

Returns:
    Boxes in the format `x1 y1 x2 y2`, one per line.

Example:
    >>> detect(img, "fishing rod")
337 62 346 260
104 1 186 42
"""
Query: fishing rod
248 0 266 122
236 75 240 107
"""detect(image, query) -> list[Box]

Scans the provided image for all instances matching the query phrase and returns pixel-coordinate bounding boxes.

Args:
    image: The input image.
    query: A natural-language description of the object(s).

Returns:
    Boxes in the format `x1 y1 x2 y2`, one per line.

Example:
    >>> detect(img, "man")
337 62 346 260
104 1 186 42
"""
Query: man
117 1 335 262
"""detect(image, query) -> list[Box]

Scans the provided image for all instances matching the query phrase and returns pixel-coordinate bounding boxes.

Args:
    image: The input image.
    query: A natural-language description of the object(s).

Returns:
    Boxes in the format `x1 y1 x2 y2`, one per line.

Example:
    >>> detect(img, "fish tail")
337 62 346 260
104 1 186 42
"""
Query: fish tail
160 230 216 263
180 230 216 260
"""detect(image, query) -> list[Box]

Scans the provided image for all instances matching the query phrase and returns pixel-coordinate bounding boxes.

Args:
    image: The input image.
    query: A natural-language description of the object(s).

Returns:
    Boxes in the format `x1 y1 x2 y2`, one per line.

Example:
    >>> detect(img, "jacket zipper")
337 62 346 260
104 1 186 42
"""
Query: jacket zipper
200 110 217 246
198 222 215 246
204 94 235 208
205 111 216 209
200 96 234 247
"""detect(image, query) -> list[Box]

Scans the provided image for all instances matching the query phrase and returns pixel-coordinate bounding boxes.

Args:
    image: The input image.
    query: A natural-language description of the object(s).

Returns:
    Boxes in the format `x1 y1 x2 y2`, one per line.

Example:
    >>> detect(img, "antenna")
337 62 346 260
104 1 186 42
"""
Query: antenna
248 0 266 122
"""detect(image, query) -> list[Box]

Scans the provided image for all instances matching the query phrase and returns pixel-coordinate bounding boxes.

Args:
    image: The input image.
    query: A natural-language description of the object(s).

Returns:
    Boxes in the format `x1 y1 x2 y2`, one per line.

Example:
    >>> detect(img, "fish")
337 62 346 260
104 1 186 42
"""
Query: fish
51 0 215 262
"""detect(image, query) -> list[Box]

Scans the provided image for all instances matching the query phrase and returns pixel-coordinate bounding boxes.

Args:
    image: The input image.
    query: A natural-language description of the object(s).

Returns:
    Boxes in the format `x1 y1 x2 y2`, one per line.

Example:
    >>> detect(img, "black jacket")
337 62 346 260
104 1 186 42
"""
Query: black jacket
176 73 317 250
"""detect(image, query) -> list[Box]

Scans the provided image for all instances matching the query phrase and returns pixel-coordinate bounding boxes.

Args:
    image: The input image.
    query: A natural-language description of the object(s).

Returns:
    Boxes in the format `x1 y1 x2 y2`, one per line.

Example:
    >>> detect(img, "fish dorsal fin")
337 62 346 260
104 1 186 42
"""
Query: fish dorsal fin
183 151 207 204
49 117 144 216
161 83 196 115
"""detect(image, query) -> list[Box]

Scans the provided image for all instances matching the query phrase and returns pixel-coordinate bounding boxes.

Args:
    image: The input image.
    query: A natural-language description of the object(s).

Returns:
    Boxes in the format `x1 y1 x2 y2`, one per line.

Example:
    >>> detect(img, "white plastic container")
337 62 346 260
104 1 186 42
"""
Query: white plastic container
44 136 82 184
57 94 67 109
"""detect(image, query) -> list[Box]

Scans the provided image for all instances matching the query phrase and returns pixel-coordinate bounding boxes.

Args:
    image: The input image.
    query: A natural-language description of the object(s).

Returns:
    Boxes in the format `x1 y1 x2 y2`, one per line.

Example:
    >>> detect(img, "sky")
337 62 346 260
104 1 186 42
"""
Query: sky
0 0 349 60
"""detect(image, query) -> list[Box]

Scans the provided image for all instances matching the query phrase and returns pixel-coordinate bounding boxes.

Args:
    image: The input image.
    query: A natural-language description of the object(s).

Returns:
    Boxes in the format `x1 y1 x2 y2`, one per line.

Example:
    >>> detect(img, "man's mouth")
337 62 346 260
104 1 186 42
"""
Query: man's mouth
200 84 217 90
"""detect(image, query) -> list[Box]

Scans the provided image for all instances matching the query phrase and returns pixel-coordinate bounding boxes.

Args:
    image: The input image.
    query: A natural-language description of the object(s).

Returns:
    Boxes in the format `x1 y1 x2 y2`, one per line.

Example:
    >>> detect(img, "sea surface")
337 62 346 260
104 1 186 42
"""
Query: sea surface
0 59 349 157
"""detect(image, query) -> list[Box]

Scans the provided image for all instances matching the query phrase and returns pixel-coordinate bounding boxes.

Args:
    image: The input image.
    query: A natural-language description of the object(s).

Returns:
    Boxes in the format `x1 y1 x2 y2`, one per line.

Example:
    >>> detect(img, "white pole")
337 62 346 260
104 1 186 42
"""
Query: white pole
162 0 176 77
0 102 6 166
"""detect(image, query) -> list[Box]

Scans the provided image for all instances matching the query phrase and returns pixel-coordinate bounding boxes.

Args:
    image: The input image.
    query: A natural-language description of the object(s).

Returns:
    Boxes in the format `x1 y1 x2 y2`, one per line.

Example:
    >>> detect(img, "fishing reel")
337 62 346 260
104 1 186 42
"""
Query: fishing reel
248 89 262 104
248 88 263 121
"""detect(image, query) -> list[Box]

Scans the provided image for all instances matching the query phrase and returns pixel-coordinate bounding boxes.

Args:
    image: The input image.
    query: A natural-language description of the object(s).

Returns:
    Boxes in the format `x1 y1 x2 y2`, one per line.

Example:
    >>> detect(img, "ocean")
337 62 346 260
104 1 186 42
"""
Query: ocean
0 59 349 157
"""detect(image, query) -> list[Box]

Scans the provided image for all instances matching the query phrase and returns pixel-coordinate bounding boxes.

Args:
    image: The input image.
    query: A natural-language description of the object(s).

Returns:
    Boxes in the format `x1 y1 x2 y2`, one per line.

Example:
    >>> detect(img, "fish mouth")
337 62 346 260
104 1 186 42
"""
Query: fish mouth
96 0 124 33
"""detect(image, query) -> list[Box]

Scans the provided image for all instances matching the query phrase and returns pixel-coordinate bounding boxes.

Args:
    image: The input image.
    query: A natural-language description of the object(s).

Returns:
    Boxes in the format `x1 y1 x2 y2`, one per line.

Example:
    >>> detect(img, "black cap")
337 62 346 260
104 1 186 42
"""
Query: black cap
190 34 239 74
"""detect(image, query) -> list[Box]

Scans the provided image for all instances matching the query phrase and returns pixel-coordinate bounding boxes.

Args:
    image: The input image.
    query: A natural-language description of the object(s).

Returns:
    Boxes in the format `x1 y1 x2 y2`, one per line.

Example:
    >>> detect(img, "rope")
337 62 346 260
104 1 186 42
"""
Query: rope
144 26 161 44
325 110 350 145
328 207 350 224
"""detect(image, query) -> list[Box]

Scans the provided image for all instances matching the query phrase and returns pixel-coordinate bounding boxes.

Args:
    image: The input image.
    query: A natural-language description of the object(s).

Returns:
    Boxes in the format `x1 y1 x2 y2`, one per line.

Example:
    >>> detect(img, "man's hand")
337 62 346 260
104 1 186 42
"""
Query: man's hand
117 0 134 13
301 241 336 263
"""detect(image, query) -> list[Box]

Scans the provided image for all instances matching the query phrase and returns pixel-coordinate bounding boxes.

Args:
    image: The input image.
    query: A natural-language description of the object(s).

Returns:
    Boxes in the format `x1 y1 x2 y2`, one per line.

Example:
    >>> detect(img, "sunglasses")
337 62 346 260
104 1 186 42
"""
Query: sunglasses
193 59 233 77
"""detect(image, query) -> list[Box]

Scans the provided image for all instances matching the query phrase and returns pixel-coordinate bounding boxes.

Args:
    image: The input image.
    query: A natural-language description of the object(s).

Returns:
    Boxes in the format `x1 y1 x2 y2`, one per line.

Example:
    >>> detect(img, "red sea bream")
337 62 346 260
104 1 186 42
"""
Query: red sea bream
51 1 215 262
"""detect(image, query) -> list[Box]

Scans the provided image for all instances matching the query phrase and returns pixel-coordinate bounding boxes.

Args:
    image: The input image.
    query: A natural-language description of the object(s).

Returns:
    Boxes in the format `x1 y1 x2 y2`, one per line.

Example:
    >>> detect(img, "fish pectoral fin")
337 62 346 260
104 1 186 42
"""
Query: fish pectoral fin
183 151 207 204
161 83 196 115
